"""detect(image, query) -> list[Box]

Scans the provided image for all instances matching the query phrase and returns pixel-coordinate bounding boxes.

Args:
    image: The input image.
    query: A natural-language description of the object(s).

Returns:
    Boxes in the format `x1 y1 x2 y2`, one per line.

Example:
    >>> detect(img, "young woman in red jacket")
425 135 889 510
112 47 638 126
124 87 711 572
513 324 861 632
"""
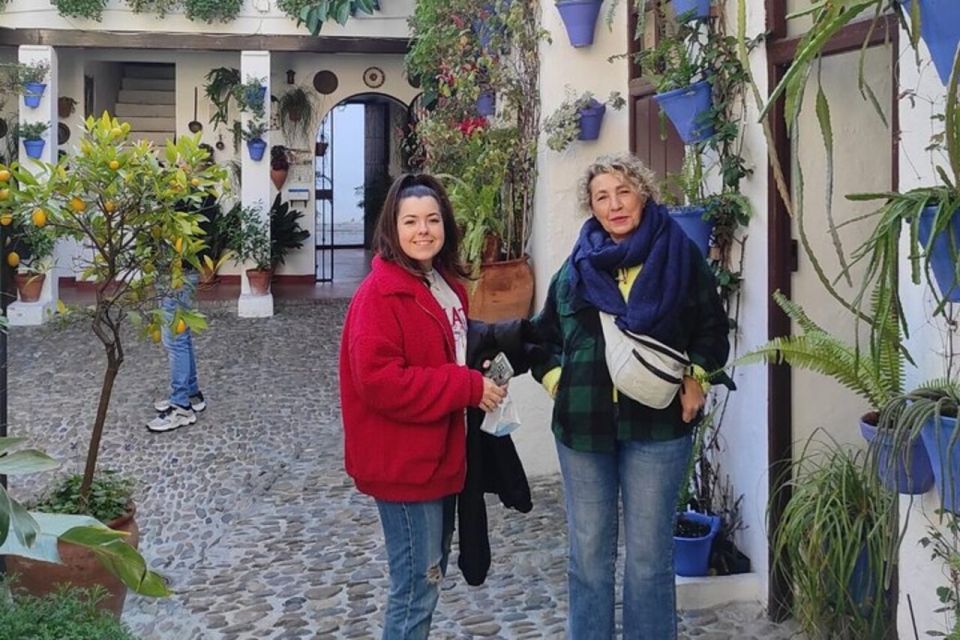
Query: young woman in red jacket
339 173 507 639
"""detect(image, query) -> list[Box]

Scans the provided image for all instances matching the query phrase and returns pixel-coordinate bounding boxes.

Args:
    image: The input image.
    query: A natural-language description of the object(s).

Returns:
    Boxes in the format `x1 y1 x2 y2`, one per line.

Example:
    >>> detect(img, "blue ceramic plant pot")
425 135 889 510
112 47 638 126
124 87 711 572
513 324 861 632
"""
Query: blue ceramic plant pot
247 138 267 161
670 206 713 257
477 91 496 117
918 205 960 302
654 80 715 144
901 0 960 86
919 414 960 513
859 417 934 495
674 511 720 577
577 99 606 140
23 82 46 109
673 0 711 21
23 138 45 159
555 0 603 48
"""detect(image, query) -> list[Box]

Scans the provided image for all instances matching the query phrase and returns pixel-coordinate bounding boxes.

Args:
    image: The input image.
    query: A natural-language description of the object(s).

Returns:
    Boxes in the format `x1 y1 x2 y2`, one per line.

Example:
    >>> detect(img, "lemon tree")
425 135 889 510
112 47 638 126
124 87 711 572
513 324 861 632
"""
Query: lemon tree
4 113 228 505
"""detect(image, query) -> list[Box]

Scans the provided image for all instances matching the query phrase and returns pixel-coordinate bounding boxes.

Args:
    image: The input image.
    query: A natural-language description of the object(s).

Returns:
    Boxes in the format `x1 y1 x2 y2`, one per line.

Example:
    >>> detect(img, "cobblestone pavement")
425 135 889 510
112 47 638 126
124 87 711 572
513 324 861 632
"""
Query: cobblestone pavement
7 300 804 639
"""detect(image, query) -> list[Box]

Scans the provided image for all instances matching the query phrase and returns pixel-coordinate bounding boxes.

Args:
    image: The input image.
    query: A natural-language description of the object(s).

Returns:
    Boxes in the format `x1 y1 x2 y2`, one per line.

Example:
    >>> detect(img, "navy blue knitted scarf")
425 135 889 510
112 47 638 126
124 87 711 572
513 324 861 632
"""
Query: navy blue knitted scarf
568 199 693 342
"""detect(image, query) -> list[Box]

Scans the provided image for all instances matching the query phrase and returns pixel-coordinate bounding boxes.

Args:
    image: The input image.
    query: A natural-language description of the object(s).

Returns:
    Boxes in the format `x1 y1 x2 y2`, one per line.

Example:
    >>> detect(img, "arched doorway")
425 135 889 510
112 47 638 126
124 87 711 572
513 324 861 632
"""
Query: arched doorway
314 92 409 284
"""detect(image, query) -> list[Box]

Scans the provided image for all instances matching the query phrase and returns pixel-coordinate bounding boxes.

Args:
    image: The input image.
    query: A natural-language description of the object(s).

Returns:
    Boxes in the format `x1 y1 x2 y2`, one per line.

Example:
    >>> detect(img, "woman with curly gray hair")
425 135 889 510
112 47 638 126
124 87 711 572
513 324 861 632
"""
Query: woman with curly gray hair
531 152 732 639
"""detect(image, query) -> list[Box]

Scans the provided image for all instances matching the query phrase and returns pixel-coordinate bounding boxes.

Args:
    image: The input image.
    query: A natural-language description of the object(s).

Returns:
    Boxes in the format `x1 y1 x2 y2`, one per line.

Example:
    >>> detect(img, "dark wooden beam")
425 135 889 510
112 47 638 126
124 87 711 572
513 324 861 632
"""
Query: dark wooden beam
767 0 787 41
767 13 897 65
0 27 410 54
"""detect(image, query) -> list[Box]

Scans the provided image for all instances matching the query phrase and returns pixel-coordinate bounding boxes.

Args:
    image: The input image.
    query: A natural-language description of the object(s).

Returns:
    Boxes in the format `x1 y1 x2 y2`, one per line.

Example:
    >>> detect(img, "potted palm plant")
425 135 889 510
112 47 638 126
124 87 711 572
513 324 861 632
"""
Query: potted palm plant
3 114 227 614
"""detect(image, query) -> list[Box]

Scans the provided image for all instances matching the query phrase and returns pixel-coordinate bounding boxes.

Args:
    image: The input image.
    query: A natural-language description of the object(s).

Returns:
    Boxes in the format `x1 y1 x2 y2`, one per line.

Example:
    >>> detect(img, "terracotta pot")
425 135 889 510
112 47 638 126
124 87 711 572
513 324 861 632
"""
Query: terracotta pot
481 234 502 264
247 268 272 295
6 506 140 618
468 255 535 322
271 168 288 190
14 272 45 303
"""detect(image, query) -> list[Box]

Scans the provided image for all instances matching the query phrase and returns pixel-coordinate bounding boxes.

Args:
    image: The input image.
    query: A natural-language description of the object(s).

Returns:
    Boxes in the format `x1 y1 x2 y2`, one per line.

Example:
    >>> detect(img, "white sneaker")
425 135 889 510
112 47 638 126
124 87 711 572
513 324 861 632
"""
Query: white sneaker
146 405 197 433
154 392 206 413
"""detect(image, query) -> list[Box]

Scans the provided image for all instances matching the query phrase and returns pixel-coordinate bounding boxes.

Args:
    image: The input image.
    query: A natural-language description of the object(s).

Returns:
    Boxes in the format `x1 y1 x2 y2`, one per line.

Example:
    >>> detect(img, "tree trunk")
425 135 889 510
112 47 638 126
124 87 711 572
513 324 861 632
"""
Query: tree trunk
79 356 120 503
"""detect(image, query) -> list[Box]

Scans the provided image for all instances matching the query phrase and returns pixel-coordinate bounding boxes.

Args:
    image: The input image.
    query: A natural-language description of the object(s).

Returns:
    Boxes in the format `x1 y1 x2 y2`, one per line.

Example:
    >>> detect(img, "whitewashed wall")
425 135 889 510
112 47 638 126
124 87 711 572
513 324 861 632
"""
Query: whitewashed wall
0 0 415 38
897 28 960 639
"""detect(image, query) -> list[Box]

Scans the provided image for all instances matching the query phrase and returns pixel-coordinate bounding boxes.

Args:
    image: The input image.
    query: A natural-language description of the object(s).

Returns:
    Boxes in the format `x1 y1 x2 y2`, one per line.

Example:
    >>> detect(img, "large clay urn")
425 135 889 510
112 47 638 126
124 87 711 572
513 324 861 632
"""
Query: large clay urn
468 255 535 322
5 506 140 618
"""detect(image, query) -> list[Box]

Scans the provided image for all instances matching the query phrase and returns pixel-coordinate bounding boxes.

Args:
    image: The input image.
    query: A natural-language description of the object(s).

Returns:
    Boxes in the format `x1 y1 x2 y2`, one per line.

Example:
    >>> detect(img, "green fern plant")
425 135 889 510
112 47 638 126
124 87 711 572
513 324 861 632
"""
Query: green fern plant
736 291 903 410
184 0 242 23
124 0 181 17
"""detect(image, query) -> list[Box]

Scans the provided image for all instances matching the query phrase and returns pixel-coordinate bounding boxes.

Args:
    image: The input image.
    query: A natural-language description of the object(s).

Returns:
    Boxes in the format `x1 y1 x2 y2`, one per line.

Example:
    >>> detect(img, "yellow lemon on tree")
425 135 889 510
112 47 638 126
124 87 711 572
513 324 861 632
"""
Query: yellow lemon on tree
0 189 9 202
6 251 19 268
0 169 10 182
151 225 162 240
31 208 47 227
104 200 117 213
0 213 12 226
174 237 183 254
174 318 187 335
69 196 86 213
108 160 120 171
150 327 162 343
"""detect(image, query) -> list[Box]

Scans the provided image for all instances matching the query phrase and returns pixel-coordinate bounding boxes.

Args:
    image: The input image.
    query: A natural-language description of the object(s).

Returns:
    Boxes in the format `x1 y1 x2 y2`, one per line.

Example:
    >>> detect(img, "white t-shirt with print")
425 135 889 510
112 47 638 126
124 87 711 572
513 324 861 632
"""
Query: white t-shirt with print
424 270 467 366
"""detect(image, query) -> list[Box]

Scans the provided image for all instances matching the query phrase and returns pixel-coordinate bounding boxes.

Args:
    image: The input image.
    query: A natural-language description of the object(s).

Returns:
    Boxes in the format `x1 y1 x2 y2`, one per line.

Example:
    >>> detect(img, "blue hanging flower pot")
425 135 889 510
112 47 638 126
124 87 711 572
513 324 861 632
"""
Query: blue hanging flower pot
654 80 715 144
673 0 711 21
670 206 714 257
476 91 496 117
23 138 45 159
860 416 934 495
247 138 267 161
918 205 960 302
23 82 46 109
577 99 606 140
555 0 603 48
901 0 960 86
919 414 960 513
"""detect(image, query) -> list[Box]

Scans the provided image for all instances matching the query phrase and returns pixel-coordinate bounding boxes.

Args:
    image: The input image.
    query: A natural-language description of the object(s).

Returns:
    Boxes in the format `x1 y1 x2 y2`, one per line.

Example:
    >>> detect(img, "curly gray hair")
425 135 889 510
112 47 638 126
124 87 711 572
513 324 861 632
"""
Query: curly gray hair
578 153 660 213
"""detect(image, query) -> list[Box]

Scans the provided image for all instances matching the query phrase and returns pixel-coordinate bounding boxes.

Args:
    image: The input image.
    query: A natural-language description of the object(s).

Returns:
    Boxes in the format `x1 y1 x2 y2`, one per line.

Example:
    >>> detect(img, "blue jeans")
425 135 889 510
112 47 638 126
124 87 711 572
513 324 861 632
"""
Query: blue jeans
556 434 693 640
375 496 456 640
161 273 199 408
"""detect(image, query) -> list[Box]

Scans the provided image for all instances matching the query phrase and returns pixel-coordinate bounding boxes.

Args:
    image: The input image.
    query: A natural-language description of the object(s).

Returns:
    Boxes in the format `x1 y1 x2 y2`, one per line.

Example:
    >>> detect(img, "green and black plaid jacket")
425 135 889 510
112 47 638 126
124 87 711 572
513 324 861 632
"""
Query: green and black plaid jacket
531 254 731 452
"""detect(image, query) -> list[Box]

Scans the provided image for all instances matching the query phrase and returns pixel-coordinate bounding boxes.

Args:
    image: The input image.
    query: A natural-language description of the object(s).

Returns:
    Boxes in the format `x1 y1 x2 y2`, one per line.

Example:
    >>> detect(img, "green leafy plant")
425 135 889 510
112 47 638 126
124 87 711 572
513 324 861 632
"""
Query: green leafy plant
51 0 108 20
234 76 266 117
632 19 707 94
13 122 49 141
32 472 134 524
241 119 268 142
204 67 241 129
7 221 55 275
277 0 381 36
920 512 960 639
226 202 271 271
269 193 309 268
0 438 168 596
1 61 50 93
0 583 140 639
277 86 315 143
542 89 625 153
771 436 896 638
124 0 181 17
184 0 242 22
6 113 228 506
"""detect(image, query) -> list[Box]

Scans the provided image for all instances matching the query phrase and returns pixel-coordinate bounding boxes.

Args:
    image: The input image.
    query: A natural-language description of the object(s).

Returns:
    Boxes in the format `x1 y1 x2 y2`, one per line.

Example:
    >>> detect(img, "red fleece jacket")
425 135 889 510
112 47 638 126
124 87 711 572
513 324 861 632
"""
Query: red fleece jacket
339 256 485 502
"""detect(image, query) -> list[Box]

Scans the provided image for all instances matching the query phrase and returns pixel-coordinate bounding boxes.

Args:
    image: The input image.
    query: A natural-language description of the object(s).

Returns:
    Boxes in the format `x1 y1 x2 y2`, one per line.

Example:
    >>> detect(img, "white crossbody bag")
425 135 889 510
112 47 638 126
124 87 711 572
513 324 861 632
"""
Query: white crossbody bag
598 311 691 409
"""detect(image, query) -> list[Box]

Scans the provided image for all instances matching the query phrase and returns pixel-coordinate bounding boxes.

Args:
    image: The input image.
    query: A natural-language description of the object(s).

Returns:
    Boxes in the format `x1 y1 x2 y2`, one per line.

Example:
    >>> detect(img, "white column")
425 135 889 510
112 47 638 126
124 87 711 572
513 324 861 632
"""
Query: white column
238 50 273 318
10 45 59 326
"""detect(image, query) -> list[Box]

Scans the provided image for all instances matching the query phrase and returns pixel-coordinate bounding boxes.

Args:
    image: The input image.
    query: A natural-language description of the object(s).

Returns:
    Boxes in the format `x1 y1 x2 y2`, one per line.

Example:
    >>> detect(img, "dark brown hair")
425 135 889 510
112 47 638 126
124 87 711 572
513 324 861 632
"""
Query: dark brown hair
373 173 470 279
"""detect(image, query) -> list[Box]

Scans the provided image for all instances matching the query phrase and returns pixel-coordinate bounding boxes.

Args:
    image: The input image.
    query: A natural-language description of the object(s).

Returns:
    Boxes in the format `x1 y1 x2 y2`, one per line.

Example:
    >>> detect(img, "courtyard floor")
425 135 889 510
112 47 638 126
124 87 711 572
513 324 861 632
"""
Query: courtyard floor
7 299 803 639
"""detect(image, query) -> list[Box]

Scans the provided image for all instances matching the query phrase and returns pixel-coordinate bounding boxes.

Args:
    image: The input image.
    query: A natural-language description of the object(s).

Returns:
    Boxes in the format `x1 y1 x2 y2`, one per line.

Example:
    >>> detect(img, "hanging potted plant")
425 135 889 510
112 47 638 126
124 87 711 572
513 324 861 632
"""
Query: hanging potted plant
58 96 78 119
554 0 603 48
543 89 625 152
270 145 291 190
234 76 267 117
242 120 268 162
4 61 51 109
277 86 315 144
204 67 241 129
661 153 717 256
16 122 50 160
227 202 272 295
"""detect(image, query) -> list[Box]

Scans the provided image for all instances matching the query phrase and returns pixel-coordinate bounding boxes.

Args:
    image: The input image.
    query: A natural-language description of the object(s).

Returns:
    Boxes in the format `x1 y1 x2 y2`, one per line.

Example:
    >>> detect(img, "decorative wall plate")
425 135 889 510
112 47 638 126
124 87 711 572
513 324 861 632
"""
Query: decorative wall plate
313 71 339 95
58 122 70 145
363 66 385 89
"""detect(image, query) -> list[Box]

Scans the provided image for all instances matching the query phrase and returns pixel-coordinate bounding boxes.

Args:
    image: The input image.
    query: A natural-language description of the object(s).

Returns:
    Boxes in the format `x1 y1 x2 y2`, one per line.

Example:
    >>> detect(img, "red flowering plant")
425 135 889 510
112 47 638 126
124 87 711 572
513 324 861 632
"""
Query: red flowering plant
405 0 546 267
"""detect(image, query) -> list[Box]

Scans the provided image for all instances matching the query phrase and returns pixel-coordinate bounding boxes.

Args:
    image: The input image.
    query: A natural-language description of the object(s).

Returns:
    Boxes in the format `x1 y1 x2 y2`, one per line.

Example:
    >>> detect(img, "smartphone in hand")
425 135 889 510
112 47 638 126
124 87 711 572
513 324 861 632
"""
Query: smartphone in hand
484 352 514 385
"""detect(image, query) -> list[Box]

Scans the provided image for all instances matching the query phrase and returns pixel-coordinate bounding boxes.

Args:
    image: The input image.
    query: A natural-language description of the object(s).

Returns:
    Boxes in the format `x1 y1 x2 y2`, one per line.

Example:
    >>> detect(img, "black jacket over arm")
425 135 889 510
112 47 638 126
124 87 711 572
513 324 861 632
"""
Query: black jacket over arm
457 319 547 586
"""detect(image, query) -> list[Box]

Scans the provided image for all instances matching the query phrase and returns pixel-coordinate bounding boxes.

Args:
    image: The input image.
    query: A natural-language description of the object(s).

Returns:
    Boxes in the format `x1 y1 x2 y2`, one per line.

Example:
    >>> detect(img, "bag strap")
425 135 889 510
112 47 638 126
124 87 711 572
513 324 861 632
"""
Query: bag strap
626 332 691 367
631 349 684 385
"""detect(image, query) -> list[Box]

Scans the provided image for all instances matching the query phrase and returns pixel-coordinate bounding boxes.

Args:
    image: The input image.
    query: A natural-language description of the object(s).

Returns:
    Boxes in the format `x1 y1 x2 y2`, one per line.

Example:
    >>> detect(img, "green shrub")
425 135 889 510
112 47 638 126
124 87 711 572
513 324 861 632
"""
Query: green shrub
51 0 109 21
0 584 139 640
31 471 134 524
184 0 242 22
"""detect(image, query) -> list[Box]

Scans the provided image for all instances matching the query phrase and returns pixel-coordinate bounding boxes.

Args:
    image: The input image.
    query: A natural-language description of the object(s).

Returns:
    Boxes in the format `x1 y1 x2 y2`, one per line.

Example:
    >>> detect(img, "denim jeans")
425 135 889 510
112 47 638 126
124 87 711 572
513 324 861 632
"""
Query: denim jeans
375 496 456 640
161 273 199 408
556 434 693 640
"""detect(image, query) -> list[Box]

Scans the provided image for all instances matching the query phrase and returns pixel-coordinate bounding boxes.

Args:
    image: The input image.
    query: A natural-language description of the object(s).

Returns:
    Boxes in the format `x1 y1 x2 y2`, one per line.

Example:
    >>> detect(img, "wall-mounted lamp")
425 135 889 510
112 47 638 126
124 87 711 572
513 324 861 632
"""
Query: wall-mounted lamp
286 69 296 85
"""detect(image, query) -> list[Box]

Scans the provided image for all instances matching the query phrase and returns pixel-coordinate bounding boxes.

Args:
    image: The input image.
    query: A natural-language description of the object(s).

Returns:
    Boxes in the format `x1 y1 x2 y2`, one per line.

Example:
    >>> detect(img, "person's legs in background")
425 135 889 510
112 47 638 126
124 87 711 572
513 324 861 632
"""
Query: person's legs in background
148 275 201 432
619 434 693 640
556 440 619 640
